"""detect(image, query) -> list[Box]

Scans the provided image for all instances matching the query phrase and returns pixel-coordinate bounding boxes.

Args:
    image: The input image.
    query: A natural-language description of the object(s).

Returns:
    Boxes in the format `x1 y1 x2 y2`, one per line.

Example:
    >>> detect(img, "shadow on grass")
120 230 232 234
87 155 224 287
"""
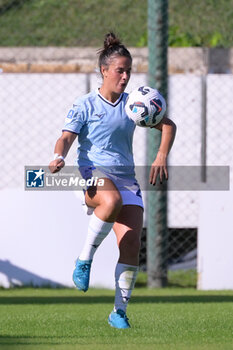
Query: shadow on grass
0 334 68 346
0 294 232 305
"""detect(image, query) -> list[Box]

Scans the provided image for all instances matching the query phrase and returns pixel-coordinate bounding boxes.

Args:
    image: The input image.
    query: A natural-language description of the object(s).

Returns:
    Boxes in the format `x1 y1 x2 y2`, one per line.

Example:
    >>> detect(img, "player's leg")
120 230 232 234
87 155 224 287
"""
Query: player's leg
73 178 122 292
108 205 143 328
85 177 122 222
79 177 122 260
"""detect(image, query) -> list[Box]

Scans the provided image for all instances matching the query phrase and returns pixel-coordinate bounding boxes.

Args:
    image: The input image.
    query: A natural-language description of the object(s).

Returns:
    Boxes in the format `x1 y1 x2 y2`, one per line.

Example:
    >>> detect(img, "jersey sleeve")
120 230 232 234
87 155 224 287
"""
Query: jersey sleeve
62 103 86 134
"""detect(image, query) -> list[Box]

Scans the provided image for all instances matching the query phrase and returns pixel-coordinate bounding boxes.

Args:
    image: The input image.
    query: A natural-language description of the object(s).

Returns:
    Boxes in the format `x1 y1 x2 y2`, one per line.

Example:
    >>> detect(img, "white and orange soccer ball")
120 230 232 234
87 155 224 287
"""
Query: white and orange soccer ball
125 86 166 127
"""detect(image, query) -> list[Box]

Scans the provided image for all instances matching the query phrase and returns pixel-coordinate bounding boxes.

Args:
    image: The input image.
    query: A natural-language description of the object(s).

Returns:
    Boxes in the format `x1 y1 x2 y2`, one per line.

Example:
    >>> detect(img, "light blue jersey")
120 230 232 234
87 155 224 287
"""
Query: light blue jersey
63 89 136 176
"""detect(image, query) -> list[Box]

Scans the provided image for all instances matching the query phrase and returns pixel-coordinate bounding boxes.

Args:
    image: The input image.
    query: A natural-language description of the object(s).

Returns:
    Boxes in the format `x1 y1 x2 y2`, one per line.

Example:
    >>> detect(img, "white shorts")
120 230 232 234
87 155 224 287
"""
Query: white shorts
75 166 144 215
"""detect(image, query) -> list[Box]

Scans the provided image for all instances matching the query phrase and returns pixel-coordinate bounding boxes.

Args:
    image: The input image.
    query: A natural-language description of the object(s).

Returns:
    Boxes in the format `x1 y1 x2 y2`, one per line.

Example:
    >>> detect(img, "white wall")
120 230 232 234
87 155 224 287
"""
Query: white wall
0 189 119 288
197 74 233 289
198 191 233 290
0 72 232 289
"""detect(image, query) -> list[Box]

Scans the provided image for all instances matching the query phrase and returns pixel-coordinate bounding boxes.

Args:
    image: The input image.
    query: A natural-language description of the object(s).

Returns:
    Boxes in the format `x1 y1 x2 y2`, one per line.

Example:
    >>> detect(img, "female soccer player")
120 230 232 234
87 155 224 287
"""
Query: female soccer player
49 32 176 329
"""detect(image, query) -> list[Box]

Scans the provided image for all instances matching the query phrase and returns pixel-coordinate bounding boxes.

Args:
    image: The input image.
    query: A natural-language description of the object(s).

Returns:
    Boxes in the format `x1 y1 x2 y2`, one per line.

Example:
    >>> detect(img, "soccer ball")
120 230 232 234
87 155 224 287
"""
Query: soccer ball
125 86 166 127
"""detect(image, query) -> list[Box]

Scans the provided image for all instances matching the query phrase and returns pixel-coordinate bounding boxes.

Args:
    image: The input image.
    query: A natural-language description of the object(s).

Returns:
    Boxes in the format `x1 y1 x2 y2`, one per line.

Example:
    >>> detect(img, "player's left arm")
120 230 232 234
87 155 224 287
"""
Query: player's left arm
149 117 177 185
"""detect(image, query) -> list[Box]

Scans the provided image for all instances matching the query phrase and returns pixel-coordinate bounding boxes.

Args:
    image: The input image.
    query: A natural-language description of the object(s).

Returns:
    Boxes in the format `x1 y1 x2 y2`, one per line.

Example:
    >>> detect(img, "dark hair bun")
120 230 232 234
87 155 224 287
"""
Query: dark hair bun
98 32 131 73
104 32 121 50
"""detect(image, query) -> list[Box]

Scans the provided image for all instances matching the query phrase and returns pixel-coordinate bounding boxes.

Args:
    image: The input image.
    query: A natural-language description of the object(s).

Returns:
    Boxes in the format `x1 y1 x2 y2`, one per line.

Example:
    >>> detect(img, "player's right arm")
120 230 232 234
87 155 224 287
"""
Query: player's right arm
49 131 77 173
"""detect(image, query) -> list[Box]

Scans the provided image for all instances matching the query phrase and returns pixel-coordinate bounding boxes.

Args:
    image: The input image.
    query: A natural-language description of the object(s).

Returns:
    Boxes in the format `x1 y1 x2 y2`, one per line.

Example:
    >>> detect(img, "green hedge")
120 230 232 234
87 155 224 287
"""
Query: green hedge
0 0 232 47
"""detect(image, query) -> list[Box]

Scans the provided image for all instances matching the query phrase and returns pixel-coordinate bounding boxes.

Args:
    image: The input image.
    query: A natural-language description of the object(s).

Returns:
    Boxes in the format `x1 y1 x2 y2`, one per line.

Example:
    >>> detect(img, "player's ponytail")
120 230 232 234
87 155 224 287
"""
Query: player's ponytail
98 32 132 74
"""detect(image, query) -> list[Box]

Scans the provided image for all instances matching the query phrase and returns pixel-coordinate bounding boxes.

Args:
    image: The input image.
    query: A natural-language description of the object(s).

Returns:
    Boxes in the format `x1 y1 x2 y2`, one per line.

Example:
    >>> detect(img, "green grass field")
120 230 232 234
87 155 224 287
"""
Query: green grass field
0 287 233 350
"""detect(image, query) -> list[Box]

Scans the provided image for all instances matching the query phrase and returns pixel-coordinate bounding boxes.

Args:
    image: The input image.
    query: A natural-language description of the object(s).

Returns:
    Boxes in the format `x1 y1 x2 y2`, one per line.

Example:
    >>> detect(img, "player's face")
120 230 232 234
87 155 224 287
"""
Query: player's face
102 56 132 95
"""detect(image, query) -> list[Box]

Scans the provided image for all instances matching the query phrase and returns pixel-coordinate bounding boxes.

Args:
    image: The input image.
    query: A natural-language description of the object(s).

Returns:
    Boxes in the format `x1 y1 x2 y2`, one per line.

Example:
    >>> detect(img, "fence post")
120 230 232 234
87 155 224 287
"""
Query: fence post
147 0 168 287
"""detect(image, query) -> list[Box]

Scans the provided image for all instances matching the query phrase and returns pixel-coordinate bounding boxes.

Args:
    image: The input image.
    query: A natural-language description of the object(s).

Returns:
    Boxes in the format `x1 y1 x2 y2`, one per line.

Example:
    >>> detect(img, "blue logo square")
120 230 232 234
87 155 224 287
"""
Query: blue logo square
26 169 45 188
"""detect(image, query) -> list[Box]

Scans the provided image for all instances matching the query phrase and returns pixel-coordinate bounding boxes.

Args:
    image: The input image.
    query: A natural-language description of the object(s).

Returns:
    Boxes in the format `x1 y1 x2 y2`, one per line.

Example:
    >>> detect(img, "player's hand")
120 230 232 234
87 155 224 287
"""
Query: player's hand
149 151 168 185
49 159 65 173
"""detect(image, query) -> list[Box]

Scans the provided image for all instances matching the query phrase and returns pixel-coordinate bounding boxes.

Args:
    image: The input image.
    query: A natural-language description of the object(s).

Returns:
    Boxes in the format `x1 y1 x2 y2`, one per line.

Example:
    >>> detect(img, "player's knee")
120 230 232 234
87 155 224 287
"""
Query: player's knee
103 192 122 214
